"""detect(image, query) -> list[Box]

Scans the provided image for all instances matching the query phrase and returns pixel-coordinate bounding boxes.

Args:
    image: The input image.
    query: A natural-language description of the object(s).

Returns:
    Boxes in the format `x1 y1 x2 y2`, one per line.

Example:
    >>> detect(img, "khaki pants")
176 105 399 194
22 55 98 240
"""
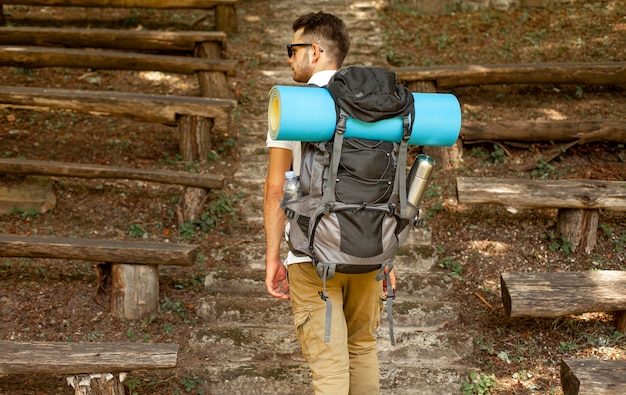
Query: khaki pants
288 263 384 395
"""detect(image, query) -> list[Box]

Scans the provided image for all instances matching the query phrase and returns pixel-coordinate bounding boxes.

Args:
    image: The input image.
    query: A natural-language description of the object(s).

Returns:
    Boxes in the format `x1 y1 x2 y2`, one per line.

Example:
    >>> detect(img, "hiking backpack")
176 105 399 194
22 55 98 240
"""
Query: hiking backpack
281 66 418 345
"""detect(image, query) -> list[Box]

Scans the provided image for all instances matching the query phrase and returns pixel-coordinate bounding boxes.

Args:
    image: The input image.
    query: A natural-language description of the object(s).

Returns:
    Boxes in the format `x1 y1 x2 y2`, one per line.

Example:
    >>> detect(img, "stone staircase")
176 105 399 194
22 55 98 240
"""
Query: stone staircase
188 1 473 393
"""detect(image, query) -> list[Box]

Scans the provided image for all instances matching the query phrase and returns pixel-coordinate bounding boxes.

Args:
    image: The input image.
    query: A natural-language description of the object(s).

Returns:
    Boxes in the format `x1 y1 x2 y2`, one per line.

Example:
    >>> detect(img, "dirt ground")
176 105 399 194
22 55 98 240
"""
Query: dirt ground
0 1 625 394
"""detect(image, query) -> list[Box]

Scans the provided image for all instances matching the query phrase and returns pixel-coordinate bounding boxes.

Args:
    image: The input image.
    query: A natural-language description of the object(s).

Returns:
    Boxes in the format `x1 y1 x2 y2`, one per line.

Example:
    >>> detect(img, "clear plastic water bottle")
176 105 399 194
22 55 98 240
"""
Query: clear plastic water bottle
283 171 302 201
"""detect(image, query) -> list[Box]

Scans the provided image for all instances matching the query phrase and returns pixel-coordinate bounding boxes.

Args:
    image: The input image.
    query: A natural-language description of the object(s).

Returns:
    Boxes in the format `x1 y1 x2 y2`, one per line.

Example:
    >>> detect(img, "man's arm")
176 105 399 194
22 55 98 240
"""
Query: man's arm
263 147 293 300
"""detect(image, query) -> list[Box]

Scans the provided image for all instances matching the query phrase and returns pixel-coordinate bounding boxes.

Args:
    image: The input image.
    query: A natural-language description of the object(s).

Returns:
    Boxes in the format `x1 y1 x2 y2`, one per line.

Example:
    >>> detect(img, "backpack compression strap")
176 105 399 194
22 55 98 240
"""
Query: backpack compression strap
316 263 336 343
394 115 412 218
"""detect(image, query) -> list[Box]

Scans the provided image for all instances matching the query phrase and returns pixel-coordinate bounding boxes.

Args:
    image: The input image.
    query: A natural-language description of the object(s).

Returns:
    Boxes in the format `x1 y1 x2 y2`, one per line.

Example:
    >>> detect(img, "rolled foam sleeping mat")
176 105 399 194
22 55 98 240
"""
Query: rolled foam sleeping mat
268 85 462 146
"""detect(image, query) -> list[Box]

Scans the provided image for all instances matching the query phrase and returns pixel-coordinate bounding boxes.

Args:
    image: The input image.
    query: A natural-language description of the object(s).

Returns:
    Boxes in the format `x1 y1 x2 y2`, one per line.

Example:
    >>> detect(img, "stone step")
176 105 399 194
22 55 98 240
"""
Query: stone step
195 360 467 395
189 325 303 363
382 299 459 331
195 295 293 327
378 331 474 363
380 363 468 395
395 245 438 273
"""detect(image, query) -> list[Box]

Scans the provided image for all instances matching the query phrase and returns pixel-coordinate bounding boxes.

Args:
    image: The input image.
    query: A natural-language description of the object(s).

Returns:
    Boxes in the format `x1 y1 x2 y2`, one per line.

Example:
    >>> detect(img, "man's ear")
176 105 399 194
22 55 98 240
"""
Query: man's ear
311 43 324 61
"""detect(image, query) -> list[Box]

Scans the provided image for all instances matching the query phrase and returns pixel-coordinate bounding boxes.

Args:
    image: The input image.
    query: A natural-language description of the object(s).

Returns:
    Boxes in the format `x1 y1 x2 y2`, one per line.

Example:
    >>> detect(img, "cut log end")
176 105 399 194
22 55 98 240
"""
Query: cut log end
500 274 512 317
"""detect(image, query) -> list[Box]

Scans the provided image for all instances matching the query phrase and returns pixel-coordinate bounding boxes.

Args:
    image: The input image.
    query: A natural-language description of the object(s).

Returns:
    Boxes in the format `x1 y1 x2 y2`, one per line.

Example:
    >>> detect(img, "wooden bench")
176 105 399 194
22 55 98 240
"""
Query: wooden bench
0 45 237 75
0 340 178 395
0 26 228 53
0 0 238 33
0 158 225 189
456 177 626 253
500 271 626 331
395 61 626 90
0 233 199 319
0 85 235 221
560 358 626 395
394 62 626 170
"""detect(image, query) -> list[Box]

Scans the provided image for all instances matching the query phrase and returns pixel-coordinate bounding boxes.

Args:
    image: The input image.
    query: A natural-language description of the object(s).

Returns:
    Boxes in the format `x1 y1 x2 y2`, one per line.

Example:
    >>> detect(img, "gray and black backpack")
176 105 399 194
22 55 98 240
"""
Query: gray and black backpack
281 66 417 345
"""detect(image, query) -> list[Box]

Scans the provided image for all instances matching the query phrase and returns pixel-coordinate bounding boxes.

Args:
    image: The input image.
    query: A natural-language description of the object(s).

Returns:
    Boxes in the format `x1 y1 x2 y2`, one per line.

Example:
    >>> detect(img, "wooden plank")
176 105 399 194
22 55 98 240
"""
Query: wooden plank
0 27 227 52
0 341 178 374
456 177 626 211
0 46 237 75
500 271 626 318
0 234 198 266
395 62 626 89
561 358 626 395
0 85 236 125
0 0 236 8
461 120 626 143
0 158 225 189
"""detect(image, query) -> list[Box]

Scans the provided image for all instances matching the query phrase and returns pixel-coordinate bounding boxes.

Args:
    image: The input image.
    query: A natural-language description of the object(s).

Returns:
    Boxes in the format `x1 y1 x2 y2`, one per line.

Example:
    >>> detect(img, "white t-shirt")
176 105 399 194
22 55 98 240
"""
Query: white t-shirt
266 70 337 264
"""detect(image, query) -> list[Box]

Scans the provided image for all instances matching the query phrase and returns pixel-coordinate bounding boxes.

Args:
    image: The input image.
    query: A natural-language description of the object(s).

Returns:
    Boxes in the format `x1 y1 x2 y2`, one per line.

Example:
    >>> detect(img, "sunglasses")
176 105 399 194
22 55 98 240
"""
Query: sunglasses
286 43 324 58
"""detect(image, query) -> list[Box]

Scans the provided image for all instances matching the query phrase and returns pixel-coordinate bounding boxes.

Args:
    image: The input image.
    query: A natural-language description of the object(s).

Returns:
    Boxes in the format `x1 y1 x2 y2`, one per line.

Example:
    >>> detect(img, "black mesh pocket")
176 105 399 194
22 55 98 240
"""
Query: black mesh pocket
337 209 385 258
335 138 396 204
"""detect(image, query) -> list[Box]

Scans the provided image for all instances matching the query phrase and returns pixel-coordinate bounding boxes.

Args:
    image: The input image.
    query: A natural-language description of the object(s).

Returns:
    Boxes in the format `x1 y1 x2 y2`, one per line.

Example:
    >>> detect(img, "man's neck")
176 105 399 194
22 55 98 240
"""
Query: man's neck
307 69 338 87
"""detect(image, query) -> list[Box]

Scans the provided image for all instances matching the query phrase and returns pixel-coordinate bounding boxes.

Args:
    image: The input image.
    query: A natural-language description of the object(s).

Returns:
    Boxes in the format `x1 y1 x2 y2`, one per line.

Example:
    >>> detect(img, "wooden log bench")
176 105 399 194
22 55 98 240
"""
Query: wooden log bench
0 45 236 76
0 233 199 319
456 177 626 253
0 158 225 189
560 358 626 395
393 62 626 169
395 61 626 91
500 271 626 331
0 340 178 395
0 85 236 221
0 26 228 53
0 0 238 33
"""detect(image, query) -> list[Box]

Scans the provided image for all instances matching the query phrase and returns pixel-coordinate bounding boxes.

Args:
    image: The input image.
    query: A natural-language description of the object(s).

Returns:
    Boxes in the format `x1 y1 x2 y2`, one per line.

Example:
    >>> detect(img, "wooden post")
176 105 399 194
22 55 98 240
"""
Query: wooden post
615 311 626 332
67 373 125 395
109 264 159 320
177 114 214 224
195 41 234 139
556 209 599 253
215 4 237 33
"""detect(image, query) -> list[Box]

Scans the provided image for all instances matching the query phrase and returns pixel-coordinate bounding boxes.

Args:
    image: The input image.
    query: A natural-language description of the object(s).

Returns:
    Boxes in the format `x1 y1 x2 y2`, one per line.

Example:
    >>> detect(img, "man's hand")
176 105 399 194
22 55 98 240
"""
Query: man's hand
383 267 396 297
266 258 290 300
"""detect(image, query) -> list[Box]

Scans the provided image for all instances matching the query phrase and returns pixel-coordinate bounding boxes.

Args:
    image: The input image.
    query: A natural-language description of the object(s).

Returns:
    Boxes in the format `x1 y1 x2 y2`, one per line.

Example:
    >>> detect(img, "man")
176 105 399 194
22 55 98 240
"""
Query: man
263 11 391 395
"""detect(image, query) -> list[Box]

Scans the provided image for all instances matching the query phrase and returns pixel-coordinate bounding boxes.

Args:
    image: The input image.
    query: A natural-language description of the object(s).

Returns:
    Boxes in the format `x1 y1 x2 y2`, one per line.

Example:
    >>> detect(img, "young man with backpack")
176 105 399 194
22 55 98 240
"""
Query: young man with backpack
263 12 397 394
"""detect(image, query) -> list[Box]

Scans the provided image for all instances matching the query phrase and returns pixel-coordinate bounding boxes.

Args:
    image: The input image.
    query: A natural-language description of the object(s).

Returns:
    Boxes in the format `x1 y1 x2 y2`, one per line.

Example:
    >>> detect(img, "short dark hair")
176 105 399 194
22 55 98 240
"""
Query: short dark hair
292 12 350 67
